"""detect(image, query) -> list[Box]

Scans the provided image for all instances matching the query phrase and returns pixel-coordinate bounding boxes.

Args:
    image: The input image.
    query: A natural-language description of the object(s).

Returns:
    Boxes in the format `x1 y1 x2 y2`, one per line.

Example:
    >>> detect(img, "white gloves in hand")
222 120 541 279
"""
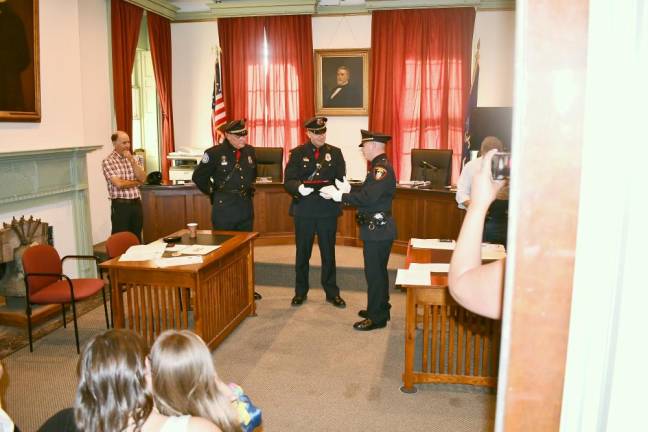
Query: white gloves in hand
298 184 314 196
335 176 351 194
319 185 343 202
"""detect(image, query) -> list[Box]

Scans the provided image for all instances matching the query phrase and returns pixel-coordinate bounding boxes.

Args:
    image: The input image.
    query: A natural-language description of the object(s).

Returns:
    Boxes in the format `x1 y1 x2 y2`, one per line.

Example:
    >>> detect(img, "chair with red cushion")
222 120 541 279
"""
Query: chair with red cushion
22 244 109 353
104 231 140 327
105 231 140 259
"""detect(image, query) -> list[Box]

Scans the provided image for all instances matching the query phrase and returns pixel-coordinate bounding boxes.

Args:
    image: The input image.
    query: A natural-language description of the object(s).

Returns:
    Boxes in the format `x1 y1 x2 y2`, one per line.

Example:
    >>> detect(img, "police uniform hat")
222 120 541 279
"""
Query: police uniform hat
359 129 391 147
219 119 248 136
304 116 328 134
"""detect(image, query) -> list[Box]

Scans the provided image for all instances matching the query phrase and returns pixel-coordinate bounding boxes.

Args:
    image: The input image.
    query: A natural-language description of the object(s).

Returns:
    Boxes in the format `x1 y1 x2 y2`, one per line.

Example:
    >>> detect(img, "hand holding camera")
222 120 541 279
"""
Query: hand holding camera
470 149 507 211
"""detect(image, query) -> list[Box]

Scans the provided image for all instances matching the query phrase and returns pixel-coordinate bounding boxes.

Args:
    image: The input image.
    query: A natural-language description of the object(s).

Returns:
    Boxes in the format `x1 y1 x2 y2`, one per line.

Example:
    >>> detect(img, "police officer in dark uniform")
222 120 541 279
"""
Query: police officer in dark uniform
193 119 257 231
193 119 261 299
284 116 347 308
320 130 396 331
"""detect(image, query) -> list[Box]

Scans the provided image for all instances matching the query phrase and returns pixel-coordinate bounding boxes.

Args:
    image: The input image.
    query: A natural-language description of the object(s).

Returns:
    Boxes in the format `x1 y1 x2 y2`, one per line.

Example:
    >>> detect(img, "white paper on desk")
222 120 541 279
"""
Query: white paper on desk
119 243 166 261
481 243 507 260
165 244 190 253
409 263 450 273
410 238 456 250
180 245 220 255
154 256 203 268
395 269 432 286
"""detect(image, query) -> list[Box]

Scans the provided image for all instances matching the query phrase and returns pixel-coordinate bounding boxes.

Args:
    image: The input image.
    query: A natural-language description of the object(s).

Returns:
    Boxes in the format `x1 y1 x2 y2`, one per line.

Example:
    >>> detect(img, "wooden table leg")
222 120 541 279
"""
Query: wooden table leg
110 269 124 328
401 286 418 393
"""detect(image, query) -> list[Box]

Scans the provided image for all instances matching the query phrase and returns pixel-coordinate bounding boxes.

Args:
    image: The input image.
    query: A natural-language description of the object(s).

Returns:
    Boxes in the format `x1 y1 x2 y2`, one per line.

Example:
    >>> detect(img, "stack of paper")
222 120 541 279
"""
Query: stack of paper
180 244 220 255
481 243 507 260
119 243 167 261
395 269 432 286
410 238 456 250
153 255 203 268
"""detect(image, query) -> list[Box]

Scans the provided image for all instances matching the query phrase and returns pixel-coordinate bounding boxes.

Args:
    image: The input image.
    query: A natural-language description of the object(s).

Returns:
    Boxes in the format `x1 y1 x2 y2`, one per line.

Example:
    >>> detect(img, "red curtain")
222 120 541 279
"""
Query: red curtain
265 15 314 156
147 12 176 181
370 8 476 182
218 17 266 128
111 0 143 141
218 16 314 161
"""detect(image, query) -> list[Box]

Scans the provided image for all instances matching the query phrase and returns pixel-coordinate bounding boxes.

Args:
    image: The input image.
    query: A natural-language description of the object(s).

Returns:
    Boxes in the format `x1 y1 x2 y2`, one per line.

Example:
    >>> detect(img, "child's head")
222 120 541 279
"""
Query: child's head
150 330 241 432
75 329 153 432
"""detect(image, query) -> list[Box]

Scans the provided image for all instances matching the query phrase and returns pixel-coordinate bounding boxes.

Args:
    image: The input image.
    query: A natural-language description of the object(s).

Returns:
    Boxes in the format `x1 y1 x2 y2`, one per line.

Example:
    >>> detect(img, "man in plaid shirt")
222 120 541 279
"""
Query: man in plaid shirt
102 131 146 241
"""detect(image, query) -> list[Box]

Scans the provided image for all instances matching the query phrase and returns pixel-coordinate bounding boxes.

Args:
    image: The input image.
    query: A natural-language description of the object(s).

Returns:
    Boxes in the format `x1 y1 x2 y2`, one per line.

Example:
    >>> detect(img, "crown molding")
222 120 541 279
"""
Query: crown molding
125 0 514 22
124 0 179 20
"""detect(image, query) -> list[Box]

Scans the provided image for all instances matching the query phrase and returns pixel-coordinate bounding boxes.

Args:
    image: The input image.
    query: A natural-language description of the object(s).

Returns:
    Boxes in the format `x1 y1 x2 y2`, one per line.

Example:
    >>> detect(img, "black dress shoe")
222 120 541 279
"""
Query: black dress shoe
353 318 387 331
358 310 390 321
326 295 346 308
254 292 262 300
291 295 307 306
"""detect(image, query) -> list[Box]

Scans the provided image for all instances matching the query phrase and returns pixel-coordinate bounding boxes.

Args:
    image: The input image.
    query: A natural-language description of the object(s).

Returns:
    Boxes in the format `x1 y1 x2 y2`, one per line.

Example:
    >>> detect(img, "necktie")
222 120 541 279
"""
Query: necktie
314 148 320 160
235 149 241 162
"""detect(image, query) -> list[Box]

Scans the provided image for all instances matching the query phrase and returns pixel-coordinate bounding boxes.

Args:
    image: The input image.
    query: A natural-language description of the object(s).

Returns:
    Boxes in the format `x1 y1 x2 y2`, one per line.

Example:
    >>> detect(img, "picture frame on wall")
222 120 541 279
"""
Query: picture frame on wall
0 0 41 122
315 49 369 116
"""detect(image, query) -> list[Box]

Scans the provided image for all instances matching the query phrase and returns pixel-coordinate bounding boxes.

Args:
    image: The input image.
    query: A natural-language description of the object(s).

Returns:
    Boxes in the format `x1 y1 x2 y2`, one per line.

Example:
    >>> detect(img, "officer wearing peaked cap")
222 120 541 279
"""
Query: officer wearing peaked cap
193 119 257 231
320 130 396 331
284 116 348 308
193 120 262 298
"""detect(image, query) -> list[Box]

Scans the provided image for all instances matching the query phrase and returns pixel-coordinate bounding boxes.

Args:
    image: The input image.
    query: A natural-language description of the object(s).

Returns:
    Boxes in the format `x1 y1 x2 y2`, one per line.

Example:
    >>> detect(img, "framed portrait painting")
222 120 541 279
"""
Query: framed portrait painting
0 0 41 122
315 49 369 116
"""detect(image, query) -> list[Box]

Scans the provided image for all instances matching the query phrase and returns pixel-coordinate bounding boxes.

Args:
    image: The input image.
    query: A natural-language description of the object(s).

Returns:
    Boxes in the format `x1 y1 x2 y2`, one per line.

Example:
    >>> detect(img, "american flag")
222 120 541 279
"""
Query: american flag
462 40 480 171
211 53 227 145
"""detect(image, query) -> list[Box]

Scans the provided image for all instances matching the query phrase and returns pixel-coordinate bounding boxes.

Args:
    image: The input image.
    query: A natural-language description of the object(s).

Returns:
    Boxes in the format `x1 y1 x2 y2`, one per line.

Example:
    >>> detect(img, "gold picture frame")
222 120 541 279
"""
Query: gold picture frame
0 0 41 122
315 49 369 116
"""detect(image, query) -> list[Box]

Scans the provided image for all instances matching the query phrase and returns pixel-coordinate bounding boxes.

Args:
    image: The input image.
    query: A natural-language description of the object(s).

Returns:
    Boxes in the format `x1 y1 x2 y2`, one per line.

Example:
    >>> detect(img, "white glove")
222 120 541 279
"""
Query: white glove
298 184 314 196
319 185 343 202
335 176 351 194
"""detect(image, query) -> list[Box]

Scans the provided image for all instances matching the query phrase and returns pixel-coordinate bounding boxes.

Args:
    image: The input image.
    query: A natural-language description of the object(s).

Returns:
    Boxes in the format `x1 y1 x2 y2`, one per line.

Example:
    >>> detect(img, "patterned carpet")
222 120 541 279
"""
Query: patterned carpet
0 293 107 359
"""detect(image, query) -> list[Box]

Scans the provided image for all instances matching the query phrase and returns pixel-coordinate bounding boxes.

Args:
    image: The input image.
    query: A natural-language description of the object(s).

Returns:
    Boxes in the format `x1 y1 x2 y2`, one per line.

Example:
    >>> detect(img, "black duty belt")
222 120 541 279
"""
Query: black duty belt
356 211 391 230
111 198 141 204
218 189 253 199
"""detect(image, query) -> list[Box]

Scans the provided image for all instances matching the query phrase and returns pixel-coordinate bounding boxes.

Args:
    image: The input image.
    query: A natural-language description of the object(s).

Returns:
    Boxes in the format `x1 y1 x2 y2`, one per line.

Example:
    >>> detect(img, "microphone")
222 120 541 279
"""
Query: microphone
419 160 439 171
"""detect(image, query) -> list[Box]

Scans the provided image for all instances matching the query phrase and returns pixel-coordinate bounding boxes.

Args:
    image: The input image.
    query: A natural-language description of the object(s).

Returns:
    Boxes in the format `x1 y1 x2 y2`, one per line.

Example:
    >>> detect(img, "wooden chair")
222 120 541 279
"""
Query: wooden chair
22 244 109 353
105 231 140 326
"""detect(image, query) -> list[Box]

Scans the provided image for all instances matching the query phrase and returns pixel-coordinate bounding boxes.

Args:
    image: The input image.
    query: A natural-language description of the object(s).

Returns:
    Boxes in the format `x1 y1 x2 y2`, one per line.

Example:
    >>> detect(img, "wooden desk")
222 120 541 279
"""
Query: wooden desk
99 230 258 348
141 183 464 254
400 244 501 392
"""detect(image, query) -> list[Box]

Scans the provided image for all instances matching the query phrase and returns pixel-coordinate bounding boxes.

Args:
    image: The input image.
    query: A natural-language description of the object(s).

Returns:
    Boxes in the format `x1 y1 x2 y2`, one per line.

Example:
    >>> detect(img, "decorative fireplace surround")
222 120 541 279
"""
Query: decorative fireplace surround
0 146 100 277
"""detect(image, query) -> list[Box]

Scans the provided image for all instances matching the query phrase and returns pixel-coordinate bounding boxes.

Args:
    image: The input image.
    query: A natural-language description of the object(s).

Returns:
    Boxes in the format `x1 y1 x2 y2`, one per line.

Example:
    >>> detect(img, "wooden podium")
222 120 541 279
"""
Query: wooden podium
100 230 257 348
400 243 501 392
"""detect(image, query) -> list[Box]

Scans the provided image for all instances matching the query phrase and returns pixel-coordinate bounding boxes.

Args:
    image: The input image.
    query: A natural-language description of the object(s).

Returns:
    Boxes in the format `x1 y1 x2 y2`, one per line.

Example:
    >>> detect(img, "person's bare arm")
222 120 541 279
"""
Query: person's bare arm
449 149 506 319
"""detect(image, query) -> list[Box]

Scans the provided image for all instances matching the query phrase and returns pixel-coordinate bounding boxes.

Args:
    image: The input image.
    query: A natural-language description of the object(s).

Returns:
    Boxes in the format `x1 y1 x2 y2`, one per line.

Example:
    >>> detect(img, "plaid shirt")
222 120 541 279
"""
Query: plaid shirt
102 151 142 199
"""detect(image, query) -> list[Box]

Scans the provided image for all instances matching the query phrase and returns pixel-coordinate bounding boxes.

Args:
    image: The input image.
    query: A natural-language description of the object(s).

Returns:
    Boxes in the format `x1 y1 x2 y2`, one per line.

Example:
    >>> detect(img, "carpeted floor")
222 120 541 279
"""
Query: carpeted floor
0 245 496 431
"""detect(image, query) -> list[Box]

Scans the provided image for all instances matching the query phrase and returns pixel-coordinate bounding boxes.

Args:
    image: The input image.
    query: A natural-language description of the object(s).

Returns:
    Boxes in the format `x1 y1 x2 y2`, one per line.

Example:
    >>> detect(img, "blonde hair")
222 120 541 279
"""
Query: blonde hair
150 330 242 432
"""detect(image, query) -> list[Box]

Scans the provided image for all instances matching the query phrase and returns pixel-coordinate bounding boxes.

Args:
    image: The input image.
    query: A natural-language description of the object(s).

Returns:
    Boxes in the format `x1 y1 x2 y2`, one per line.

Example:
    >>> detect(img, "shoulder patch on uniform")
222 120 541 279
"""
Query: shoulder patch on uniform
373 166 387 180
201 153 210 164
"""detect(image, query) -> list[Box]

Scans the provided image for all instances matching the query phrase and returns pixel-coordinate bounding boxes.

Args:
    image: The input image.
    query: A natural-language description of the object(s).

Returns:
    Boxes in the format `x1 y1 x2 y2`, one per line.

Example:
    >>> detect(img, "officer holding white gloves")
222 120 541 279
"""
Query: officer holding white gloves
320 130 396 331
284 116 347 308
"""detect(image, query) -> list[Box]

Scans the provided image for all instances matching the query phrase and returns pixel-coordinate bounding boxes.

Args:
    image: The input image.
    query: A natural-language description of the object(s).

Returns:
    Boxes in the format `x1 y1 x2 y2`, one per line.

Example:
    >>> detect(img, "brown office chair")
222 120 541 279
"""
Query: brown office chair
22 244 109 353
106 231 140 259
255 147 284 181
410 149 453 187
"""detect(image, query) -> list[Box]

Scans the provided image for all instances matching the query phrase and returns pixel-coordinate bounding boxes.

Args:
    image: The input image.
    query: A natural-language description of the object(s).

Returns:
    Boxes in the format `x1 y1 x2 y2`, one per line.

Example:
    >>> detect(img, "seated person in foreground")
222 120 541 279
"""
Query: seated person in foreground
448 149 507 320
150 330 262 432
38 329 219 432
0 363 18 432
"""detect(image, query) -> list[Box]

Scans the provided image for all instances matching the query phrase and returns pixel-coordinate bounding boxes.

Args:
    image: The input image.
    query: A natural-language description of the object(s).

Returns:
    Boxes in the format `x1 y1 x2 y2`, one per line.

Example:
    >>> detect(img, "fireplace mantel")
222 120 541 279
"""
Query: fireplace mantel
0 146 101 276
